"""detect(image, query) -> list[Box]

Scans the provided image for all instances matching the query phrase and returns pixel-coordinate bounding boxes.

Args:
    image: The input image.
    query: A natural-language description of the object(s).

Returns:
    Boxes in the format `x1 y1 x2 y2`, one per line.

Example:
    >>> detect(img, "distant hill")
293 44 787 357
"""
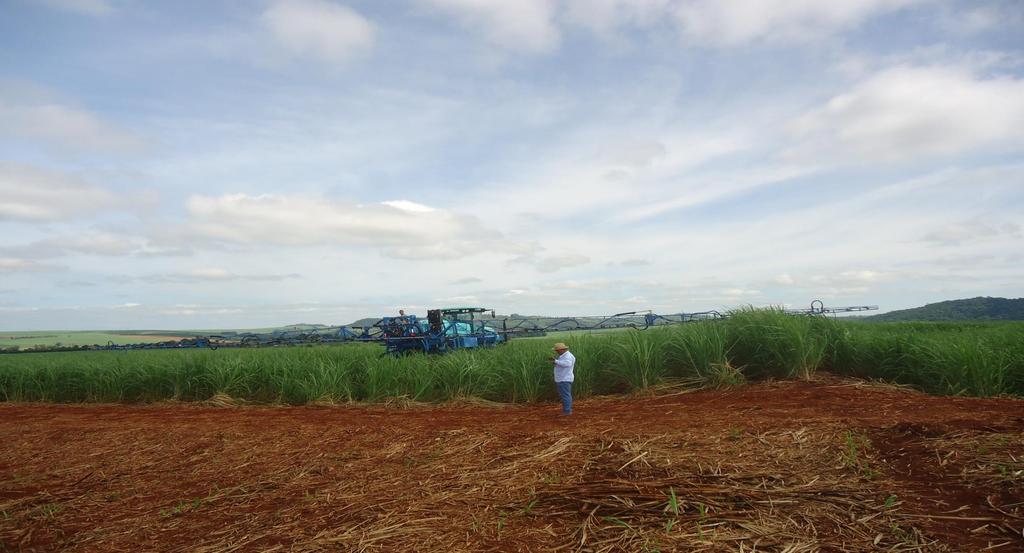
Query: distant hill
277 323 330 331
867 297 1024 322
348 318 382 328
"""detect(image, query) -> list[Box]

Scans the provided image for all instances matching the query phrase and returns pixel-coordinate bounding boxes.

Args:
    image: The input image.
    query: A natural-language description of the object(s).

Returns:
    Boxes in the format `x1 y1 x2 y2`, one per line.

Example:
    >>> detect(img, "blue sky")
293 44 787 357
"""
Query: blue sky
1 0 1022 330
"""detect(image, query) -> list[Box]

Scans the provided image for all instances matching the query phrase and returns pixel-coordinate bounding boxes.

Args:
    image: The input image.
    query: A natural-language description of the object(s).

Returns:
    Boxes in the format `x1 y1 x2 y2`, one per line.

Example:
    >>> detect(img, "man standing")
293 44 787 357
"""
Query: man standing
550 342 575 415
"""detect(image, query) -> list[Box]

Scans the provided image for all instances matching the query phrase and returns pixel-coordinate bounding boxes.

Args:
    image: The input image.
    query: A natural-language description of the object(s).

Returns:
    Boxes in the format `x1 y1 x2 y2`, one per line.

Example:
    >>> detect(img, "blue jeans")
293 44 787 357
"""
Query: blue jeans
556 381 573 414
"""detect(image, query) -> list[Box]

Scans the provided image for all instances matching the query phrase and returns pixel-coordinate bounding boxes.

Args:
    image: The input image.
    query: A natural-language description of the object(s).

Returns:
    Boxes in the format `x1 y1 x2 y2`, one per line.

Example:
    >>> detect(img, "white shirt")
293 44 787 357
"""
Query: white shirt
553 350 575 383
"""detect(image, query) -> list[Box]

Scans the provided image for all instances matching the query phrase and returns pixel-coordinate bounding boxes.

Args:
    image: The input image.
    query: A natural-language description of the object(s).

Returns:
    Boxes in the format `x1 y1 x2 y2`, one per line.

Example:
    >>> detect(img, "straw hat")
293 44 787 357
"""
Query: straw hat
552 342 568 351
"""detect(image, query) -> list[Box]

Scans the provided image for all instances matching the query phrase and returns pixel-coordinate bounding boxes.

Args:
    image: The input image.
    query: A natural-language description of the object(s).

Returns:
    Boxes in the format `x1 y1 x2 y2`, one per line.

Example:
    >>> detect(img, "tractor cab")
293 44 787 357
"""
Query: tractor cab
379 307 504 355
430 307 502 348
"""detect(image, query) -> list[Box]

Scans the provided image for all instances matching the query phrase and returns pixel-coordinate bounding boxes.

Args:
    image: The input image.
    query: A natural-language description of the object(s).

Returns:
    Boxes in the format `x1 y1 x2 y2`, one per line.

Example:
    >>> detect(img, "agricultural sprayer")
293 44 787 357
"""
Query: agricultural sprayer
4 301 877 354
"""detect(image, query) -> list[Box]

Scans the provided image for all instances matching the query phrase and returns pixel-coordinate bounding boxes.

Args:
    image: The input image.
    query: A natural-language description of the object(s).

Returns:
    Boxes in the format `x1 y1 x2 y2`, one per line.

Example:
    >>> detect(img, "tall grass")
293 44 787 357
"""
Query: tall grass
495 342 551 402
432 351 496 400
725 307 827 379
665 322 729 377
824 322 1018 398
610 330 669 390
1 312 1021 404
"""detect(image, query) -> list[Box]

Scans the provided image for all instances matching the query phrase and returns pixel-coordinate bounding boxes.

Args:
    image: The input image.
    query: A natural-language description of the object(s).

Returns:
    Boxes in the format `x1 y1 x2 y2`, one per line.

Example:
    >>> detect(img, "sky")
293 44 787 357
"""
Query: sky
1 0 1022 330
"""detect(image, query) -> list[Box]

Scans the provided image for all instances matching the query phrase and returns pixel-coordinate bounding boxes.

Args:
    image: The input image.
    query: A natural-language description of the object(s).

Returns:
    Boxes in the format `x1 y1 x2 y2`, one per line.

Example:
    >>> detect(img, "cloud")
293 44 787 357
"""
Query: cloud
0 163 123 222
140 269 303 283
669 0 922 46
510 252 590 273
453 277 483 284
721 288 761 298
183 193 521 260
432 294 480 304
0 90 146 155
0 231 140 259
473 130 750 224
616 163 815 222
0 258 66 273
563 0 672 35
773 274 796 286
562 0 923 46
36 0 114 16
600 139 669 169
157 305 246 317
927 254 998 267
953 6 1002 33
788 65 1024 163
262 0 375 64
766 270 885 297
935 3 1024 36
380 200 435 213
504 277 772 312
921 218 1022 246
57 232 141 256
58 281 98 288
608 258 651 267
422 0 922 52
416 0 560 53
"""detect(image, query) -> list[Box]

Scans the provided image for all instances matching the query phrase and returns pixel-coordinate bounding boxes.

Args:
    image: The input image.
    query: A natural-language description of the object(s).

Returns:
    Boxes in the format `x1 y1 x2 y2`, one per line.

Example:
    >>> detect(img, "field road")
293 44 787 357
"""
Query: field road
2 376 1023 552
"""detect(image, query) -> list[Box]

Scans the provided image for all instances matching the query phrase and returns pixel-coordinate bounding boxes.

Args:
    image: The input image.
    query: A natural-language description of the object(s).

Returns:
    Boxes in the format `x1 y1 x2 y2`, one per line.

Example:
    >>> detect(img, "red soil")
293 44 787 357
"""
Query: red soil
1 376 1022 552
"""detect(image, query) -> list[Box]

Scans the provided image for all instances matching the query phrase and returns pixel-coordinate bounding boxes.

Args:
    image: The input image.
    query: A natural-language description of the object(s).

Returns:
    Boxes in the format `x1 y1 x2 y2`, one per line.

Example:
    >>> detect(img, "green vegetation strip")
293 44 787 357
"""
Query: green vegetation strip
1 309 1022 404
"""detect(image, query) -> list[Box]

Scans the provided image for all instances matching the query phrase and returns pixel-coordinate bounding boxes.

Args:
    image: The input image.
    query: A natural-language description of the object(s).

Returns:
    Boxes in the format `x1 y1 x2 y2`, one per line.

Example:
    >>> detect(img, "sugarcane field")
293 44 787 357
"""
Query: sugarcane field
3 312 1024 551
4 1 1024 551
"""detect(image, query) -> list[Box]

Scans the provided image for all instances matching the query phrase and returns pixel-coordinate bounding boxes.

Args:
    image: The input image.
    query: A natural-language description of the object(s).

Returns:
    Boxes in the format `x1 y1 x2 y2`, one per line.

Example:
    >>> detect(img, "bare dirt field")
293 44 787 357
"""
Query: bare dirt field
2 376 1022 552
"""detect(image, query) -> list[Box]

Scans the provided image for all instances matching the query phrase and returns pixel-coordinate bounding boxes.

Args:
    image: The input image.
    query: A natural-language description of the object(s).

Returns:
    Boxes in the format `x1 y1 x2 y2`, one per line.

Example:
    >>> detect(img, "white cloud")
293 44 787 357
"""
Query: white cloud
921 218 1022 246
936 4 1024 36
467 130 750 224
563 0 672 34
141 269 302 283
432 294 479 303
424 0 922 51
616 163 814 222
381 200 436 213
190 268 233 280
510 252 590 273
789 65 1024 163
183 193 520 260
416 0 560 53
669 0 922 46
956 7 1002 33
0 258 65 273
36 0 114 16
0 96 146 155
821 271 884 285
608 258 651 267
158 305 246 316
773 274 795 285
262 0 375 64
1 231 143 258
59 232 140 256
509 277 772 312
763 270 884 298
564 0 923 46
0 163 123 222
721 288 761 297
